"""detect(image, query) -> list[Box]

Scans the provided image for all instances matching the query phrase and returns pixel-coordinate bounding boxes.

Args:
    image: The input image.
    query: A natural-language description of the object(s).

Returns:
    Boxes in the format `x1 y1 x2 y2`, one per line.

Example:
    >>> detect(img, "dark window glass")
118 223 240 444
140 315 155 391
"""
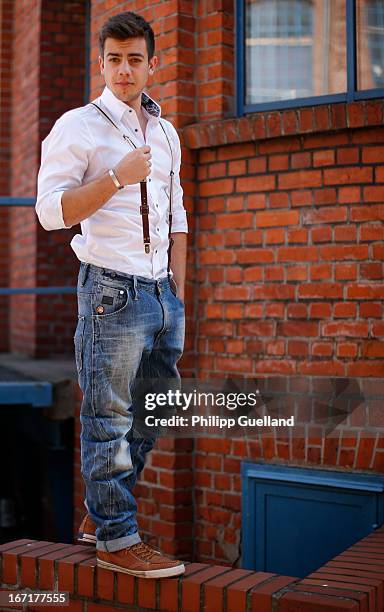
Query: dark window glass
245 0 347 105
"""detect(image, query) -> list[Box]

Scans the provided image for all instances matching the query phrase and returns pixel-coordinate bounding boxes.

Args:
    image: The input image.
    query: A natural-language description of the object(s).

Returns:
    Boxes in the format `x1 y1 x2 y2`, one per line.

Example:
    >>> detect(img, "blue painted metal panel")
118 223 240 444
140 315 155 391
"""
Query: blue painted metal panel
0 382 52 407
243 463 384 492
242 463 384 578
0 197 35 206
255 481 377 577
0 287 76 295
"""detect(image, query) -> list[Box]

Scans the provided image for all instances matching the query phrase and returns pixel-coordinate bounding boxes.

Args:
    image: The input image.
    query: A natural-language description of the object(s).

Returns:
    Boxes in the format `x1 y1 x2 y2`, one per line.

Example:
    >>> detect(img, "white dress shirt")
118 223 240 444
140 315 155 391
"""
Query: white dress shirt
36 86 188 279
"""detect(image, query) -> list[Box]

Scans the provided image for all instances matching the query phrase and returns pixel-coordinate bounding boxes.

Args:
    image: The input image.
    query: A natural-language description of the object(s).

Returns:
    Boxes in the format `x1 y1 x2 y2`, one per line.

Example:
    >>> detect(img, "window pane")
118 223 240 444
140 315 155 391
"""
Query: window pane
245 0 347 105
357 0 384 90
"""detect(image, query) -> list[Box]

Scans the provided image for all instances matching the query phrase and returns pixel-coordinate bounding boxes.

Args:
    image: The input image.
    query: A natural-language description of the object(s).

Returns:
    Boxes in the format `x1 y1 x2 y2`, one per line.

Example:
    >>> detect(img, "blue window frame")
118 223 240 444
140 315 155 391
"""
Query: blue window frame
237 0 384 114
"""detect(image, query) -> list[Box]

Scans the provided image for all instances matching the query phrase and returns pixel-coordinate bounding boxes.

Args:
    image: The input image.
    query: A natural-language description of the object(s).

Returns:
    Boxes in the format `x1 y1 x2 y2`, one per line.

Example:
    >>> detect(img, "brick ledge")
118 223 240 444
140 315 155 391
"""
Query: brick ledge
1 526 383 611
181 99 384 150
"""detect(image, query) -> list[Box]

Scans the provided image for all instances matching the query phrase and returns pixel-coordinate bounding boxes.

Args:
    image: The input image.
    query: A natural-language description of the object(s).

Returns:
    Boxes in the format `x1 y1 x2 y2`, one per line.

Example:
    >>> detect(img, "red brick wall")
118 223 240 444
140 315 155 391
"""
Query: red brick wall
0 0 13 351
178 100 384 564
7 0 87 356
34 0 87 357
88 1 384 378
8 0 41 355
195 0 235 121
4 2 382 366
186 104 384 378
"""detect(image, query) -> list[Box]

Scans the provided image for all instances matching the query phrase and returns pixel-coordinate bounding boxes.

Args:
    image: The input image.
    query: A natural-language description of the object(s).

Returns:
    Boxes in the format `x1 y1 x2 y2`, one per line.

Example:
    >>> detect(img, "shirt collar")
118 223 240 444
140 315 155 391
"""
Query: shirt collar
99 86 161 123
141 92 161 118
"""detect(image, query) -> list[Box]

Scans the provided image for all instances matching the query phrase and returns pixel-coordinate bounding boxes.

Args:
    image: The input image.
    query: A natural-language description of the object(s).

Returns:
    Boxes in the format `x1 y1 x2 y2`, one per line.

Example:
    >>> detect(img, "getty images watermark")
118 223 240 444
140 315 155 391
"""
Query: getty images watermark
144 389 295 429
129 377 378 438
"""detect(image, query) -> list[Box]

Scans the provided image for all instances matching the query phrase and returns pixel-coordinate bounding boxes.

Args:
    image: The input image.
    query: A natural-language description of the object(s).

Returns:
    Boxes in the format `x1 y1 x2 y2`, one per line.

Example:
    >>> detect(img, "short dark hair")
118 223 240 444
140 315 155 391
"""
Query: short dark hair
99 11 155 59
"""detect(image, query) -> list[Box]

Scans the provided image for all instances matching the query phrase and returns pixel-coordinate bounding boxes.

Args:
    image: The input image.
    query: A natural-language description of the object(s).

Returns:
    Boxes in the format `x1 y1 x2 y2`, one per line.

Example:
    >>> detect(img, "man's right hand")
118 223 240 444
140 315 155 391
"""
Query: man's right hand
61 146 152 227
113 146 152 186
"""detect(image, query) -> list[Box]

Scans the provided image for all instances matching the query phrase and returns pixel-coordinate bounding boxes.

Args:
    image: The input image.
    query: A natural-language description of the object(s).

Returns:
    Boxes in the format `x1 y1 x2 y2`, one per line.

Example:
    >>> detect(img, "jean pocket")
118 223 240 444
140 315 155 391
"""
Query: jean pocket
169 277 178 297
74 315 85 372
169 279 184 308
92 282 130 317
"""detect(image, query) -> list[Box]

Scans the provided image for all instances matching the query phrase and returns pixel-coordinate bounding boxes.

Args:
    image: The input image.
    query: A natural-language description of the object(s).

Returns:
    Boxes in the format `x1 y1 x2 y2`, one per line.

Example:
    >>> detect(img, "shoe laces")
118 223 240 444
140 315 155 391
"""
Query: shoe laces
128 541 158 561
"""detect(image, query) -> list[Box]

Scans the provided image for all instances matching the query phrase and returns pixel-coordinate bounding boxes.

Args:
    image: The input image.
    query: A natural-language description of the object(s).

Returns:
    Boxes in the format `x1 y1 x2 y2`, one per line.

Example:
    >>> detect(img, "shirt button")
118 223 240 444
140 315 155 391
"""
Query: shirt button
155 250 158 253
135 128 138 132
156 204 158 208
149 178 151 182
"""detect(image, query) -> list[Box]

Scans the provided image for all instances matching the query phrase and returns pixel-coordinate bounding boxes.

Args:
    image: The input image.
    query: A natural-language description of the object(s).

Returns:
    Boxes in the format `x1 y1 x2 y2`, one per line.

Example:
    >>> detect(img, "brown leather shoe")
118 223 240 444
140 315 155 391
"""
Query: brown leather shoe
77 514 162 553
77 514 96 544
97 542 185 578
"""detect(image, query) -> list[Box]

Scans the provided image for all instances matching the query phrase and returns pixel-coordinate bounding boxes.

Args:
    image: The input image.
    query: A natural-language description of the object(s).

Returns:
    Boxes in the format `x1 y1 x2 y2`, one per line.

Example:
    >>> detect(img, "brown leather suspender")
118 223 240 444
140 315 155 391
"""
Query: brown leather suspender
139 181 150 254
89 102 175 269
159 122 174 273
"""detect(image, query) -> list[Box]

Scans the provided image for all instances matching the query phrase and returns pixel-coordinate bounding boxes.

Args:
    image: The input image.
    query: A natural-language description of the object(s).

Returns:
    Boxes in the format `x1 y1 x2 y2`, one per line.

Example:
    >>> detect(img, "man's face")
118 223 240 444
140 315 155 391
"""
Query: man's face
99 37 157 104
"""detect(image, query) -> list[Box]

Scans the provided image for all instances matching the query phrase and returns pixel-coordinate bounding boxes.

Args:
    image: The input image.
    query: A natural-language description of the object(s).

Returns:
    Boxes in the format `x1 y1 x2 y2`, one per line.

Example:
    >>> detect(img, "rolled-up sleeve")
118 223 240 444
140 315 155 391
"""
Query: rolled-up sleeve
168 124 188 234
36 112 92 231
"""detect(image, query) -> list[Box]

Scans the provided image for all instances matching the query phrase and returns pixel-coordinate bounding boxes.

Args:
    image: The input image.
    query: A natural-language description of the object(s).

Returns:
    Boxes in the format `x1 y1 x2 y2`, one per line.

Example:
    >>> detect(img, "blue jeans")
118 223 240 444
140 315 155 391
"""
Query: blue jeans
74 262 185 552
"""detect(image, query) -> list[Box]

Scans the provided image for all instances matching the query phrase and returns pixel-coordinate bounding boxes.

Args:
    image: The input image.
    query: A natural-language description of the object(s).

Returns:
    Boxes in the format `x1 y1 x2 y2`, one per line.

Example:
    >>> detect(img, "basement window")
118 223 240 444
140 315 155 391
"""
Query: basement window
242 462 384 577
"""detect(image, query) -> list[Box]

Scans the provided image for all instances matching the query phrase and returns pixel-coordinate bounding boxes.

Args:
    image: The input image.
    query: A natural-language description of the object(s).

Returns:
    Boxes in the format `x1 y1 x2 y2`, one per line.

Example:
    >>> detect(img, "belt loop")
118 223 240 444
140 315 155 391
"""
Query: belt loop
132 276 139 300
80 263 90 287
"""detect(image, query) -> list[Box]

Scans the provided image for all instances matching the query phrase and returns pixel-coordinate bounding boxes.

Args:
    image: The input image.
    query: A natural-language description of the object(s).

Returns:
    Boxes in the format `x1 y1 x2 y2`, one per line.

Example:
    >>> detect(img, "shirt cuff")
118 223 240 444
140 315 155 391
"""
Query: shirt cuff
171 209 188 233
42 190 73 230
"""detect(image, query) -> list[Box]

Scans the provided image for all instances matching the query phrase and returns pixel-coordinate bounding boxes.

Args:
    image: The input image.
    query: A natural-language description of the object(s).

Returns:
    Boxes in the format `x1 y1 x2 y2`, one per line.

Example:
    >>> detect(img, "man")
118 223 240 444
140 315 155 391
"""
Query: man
36 11 187 579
